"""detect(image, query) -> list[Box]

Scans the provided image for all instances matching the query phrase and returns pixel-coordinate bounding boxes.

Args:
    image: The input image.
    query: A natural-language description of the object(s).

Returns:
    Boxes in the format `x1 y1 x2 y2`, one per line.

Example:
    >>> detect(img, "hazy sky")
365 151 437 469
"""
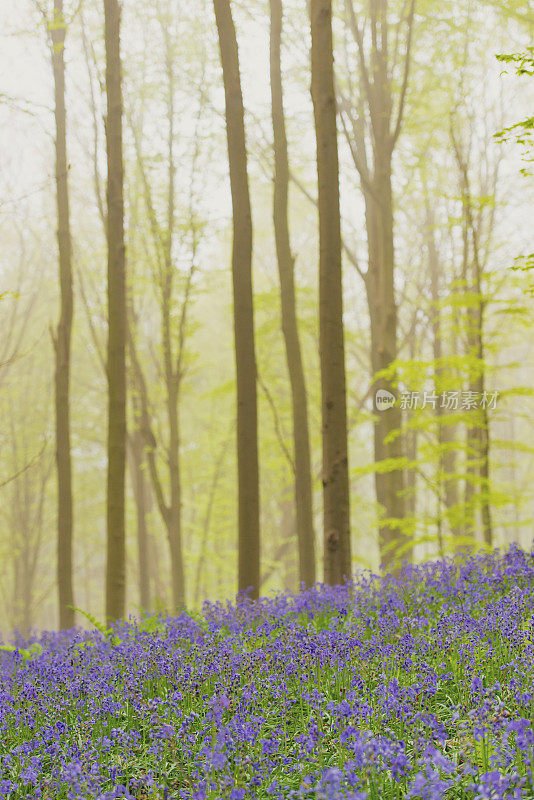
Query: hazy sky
1 0 532 280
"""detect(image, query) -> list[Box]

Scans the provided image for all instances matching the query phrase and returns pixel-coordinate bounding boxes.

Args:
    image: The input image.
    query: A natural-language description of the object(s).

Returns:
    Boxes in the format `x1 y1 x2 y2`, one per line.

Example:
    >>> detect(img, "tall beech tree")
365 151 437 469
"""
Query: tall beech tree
214 0 260 598
49 0 74 629
269 0 316 587
338 0 416 569
451 122 497 547
310 0 351 585
104 0 126 621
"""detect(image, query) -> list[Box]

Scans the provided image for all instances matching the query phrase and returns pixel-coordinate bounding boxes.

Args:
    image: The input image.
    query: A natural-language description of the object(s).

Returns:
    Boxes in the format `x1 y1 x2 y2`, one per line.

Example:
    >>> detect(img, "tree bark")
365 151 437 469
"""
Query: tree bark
310 0 351 585
214 0 260 598
269 0 316 587
104 0 127 621
50 0 74 630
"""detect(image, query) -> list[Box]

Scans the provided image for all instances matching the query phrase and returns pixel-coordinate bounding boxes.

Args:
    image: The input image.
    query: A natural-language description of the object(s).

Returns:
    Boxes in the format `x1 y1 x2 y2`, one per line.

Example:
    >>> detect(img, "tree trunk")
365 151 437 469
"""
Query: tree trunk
310 0 351 585
104 0 127 621
126 28 192 610
364 159 407 568
404 329 417 537
338 0 415 570
7 415 51 635
22 541 32 637
471 248 492 546
214 0 260 598
127 401 151 612
428 222 445 556
269 0 316 587
280 497 298 591
162 30 186 609
50 0 74 630
168 386 185 607
193 429 231 606
425 202 461 547
454 137 493 547
464 304 492 545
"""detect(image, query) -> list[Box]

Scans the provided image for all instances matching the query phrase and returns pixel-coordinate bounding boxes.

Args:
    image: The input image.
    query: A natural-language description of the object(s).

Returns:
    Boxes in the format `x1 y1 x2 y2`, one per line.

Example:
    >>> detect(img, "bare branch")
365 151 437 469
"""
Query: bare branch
390 0 416 148
0 439 47 491
193 424 233 605
345 0 373 109
257 373 294 472
289 169 367 281
80 8 106 228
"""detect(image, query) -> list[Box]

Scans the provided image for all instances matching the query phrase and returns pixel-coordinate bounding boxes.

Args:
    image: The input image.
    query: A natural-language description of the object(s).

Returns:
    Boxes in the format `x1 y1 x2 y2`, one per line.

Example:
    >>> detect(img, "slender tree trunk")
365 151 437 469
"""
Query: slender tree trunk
457 210 477 539
454 139 493 546
127 39 191 609
280 497 298 591
214 0 260 598
405 427 417 515
8 420 51 635
12 556 21 633
167 386 185 607
23 543 32 636
464 298 492 544
436 332 461 543
104 0 127 621
425 203 461 546
365 152 408 569
404 329 417 533
127 401 151 612
270 0 316 587
18 480 32 635
471 247 492 545
427 221 445 556
162 31 185 609
50 0 74 630
310 0 351 585
193 430 231 606
339 0 415 570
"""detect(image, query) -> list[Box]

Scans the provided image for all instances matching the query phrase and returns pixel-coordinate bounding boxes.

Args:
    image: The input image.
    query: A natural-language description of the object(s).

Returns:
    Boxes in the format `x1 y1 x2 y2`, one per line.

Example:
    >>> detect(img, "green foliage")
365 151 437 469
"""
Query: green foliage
136 611 168 637
69 607 122 647
0 641 43 664
496 49 534 172
511 253 534 296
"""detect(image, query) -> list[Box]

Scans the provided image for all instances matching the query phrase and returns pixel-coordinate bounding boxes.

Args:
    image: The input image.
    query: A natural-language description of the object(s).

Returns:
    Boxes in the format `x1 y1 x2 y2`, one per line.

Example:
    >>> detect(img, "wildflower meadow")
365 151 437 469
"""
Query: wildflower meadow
1 545 534 799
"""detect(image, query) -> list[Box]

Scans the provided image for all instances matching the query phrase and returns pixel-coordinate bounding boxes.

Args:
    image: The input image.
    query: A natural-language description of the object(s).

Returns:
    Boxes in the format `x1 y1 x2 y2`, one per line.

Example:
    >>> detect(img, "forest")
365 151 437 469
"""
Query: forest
0 1 533 796
0 0 533 628
1 0 532 633
1 0 532 631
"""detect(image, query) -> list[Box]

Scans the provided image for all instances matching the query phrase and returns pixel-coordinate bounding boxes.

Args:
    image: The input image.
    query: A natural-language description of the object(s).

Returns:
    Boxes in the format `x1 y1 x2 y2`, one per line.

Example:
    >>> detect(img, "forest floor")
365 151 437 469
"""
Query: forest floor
1 546 533 799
